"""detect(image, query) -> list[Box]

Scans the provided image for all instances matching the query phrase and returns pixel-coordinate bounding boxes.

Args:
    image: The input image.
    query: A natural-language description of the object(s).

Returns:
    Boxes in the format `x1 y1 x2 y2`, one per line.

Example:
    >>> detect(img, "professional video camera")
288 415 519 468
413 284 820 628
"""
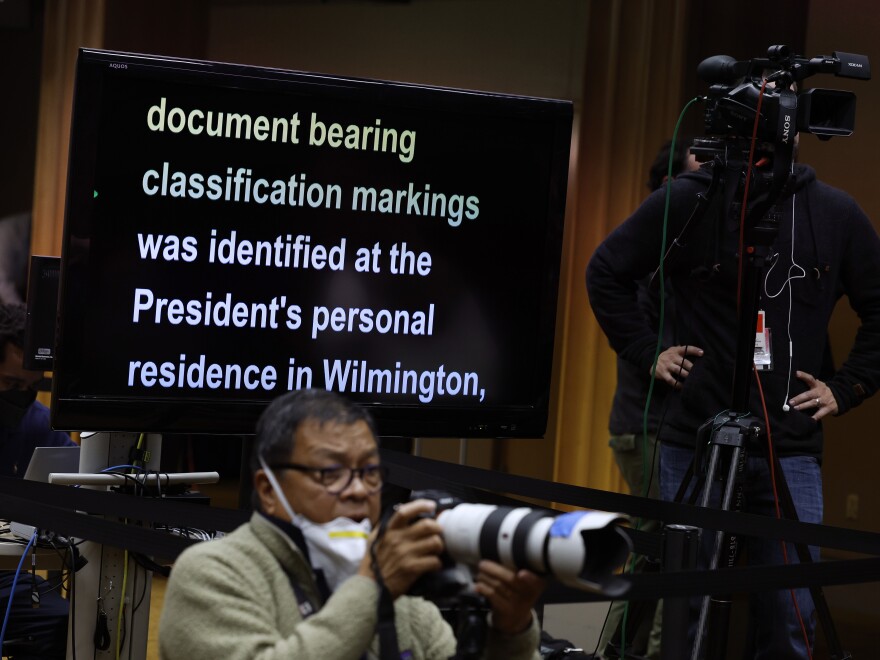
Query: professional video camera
688 45 870 220
698 45 869 146
408 490 631 605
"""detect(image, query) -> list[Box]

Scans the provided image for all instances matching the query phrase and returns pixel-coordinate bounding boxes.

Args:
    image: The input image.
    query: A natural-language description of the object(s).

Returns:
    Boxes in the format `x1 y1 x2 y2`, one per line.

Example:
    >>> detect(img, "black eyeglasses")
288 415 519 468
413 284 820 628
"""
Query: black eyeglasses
269 463 387 495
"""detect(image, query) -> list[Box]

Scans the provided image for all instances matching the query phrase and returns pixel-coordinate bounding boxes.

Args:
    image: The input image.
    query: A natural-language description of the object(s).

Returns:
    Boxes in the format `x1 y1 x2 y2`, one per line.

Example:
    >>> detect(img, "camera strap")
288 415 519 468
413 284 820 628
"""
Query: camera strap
372 507 405 660
268 516 328 619
287 572 319 620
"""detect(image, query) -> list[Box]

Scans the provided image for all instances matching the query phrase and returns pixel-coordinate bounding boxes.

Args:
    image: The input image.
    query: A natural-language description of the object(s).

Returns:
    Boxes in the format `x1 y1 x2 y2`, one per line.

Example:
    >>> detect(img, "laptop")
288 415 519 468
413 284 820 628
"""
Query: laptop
20 445 80 482
10 446 80 540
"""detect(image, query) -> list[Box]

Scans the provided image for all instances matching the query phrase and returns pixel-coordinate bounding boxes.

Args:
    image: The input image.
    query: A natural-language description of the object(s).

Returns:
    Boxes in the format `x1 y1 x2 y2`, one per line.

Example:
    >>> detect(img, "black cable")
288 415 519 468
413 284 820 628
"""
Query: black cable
94 540 110 655
590 602 614 658
68 538 77 660
127 560 139 660
105 471 146 493
37 563 70 596
138 470 151 497
129 552 171 578
647 401 669 503
132 562 149 613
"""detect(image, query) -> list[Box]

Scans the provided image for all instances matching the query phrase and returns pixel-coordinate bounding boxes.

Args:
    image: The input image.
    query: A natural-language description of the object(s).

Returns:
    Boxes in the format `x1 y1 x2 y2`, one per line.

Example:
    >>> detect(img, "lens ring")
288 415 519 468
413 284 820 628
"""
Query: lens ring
512 509 554 573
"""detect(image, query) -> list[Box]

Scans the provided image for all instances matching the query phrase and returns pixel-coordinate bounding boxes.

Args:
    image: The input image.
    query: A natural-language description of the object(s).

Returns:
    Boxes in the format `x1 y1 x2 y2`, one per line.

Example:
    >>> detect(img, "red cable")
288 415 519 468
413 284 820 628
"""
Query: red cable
753 365 814 658
737 80 768 312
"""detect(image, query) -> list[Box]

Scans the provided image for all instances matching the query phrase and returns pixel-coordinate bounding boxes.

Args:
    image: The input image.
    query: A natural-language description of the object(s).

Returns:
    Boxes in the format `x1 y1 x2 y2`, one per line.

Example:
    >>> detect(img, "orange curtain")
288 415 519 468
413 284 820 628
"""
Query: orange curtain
550 0 690 495
30 0 106 259
30 0 105 421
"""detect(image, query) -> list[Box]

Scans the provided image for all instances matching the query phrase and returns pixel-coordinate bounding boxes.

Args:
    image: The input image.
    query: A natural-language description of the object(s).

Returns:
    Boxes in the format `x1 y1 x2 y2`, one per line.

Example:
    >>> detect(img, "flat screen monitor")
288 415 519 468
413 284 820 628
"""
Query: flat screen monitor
23 255 60 371
52 48 572 437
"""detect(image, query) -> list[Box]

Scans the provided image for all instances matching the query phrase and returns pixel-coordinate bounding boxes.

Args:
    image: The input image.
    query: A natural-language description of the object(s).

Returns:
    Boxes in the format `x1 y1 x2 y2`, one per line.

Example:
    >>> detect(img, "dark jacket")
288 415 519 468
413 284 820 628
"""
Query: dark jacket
608 278 669 436
0 401 75 477
587 163 880 458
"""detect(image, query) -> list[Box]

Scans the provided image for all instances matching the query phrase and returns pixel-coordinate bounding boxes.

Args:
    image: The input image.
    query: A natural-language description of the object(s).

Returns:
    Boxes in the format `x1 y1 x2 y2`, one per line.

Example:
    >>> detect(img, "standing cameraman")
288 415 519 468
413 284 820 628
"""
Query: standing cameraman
586 130 880 657
159 388 544 660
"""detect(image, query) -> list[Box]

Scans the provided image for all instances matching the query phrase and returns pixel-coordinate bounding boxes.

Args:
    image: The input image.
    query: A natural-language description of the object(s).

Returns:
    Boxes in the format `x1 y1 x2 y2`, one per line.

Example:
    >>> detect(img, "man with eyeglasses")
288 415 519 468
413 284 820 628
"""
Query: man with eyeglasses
0 302 75 659
159 388 544 660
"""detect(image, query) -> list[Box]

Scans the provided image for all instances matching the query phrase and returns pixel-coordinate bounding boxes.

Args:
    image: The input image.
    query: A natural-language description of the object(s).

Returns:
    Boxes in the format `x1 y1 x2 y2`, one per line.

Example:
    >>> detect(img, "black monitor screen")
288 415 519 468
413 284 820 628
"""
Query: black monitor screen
52 48 572 437
23 255 60 371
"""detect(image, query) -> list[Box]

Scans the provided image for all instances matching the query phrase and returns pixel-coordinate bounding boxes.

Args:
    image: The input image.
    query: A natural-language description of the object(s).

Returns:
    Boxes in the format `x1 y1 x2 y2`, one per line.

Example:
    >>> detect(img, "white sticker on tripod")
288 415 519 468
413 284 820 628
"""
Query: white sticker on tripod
754 309 773 371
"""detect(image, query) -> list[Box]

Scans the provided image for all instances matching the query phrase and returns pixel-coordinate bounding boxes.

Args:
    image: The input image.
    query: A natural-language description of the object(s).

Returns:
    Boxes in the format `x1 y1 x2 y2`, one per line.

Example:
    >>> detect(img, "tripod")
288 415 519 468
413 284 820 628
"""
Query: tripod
683 413 849 660
662 140 849 660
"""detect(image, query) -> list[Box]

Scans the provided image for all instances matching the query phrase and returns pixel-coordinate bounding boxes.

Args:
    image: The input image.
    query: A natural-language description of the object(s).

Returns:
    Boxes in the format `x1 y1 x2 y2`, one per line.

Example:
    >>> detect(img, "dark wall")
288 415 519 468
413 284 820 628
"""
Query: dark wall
0 0 812 249
103 0 210 59
681 1 809 136
0 0 43 219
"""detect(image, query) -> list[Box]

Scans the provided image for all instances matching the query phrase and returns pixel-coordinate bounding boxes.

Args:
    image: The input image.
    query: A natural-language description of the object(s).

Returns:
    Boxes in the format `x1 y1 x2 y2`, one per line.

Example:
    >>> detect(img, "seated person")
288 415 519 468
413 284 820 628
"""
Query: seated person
159 388 544 659
0 302 76 659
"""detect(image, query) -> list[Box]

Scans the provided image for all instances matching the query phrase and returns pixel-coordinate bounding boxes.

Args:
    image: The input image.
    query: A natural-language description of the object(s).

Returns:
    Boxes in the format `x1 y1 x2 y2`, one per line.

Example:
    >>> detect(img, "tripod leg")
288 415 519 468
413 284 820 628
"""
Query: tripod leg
661 525 699 660
692 444 745 660
768 452 848 658
694 443 721 510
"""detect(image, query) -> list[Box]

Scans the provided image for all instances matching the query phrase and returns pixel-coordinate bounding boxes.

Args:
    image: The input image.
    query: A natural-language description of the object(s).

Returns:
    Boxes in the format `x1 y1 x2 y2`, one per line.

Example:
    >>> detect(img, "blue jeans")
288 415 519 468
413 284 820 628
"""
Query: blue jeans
660 442 822 659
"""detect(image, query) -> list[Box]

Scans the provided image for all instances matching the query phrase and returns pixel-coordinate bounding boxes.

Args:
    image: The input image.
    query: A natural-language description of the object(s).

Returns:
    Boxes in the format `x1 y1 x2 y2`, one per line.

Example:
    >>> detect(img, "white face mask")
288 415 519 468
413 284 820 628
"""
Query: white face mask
290 512 371 591
259 456 372 591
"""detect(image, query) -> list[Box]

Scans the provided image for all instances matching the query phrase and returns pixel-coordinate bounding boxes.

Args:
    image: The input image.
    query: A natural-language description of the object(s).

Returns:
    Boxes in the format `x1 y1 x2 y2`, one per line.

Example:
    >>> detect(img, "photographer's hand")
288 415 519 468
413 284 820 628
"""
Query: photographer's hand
653 345 704 389
358 499 444 599
473 560 544 635
790 370 839 421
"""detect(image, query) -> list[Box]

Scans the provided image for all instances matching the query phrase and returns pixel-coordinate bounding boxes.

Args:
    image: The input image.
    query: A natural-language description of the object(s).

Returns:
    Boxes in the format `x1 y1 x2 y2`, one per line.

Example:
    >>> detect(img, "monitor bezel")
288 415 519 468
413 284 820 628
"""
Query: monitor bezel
51 48 572 438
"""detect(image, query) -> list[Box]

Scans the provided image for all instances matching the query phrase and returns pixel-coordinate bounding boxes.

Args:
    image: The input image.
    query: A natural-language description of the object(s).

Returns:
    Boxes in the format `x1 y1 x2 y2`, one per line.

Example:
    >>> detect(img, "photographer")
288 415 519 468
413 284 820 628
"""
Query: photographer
158 388 543 660
586 127 880 656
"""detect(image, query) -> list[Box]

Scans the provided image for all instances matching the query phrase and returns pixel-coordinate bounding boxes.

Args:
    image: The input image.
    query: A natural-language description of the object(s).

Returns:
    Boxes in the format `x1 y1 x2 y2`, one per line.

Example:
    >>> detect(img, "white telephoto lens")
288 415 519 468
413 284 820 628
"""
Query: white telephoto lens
437 503 496 566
